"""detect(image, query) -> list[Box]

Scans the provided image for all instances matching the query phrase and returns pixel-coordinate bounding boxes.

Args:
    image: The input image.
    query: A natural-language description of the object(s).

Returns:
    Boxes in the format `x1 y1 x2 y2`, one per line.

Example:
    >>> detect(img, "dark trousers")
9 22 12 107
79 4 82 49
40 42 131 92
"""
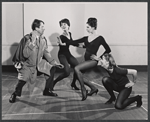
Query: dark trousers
37 66 56 90
14 66 56 96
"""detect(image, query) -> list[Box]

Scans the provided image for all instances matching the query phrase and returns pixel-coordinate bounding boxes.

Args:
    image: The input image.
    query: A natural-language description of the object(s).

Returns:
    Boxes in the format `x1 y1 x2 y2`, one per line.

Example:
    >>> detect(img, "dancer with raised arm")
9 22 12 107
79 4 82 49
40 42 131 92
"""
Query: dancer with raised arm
58 17 111 101
52 18 82 90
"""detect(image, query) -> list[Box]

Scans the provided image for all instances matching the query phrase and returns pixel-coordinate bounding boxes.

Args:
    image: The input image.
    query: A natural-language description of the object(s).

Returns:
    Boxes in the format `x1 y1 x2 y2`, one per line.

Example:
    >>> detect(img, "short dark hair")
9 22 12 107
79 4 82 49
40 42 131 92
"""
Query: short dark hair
87 17 97 30
59 18 70 27
31 19 44 30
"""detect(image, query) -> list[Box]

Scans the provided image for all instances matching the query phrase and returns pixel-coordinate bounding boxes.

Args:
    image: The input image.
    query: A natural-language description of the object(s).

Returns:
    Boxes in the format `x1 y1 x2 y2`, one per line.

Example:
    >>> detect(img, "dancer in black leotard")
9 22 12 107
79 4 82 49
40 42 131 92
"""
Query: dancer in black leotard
58 18 111 101
97 53 142 110
52 18 82 91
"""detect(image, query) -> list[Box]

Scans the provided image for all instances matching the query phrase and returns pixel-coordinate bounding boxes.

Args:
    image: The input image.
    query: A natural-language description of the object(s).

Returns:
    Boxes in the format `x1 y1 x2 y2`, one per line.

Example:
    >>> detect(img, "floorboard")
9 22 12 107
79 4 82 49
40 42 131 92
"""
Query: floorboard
2 68 148 120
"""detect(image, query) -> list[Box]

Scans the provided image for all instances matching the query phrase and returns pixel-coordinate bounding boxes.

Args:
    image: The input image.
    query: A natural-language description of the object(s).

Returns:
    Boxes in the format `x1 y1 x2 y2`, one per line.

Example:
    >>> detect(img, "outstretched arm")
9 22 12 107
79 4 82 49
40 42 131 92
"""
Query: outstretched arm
58 36 86 46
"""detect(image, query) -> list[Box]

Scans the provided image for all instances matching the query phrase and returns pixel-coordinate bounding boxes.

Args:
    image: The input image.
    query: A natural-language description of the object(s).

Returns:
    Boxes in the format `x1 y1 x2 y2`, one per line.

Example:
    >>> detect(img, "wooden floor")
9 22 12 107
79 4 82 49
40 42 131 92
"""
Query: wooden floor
2 67 148 120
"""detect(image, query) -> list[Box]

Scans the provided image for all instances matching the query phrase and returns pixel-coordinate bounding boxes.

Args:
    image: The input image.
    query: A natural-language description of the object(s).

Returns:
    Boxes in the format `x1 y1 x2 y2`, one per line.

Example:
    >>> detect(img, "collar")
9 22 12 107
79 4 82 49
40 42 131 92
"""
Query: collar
31 31 44 40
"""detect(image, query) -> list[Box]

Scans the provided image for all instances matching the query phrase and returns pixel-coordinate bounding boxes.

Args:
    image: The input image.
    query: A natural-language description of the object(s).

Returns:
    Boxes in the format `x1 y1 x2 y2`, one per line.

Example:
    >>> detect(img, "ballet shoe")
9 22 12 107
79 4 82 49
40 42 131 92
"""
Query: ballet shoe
43 88 58 96
71 83 80 90
105 98 116 104
87 89 98 96
137 95 142 107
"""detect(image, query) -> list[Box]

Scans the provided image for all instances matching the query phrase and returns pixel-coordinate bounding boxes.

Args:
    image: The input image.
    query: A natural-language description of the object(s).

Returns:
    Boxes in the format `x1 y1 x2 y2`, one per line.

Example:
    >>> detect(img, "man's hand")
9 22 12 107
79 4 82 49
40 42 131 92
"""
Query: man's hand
31 32 37 44
55 63 64 69
53 60 64 69
78 43 84 48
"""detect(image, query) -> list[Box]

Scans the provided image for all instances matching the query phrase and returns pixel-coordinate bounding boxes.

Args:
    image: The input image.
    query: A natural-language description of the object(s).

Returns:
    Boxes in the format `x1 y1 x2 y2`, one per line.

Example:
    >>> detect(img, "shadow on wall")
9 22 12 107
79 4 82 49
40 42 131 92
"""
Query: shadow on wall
48 33 60 62
48 32 85 63
3 42 19 65
75 47 85 63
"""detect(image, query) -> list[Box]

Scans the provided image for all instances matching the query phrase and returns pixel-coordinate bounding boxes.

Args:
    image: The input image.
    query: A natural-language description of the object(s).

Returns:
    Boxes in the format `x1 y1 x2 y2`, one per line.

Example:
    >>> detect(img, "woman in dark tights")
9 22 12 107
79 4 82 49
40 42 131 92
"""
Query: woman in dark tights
98 53 142 110
52 18 82 91
58 18 111 101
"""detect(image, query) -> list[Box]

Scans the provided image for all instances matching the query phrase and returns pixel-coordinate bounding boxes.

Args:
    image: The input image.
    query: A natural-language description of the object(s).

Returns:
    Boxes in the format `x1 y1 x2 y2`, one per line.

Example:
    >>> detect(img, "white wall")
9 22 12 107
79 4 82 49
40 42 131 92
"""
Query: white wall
2 2 147 65
2 2 23 65
84 2 147 65
23 3 85 63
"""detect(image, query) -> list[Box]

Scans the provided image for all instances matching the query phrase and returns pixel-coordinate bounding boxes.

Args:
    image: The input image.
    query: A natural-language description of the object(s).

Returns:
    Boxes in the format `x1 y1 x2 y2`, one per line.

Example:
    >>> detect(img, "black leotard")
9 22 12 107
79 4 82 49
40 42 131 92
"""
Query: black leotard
65 36 111 60
58 32 78 55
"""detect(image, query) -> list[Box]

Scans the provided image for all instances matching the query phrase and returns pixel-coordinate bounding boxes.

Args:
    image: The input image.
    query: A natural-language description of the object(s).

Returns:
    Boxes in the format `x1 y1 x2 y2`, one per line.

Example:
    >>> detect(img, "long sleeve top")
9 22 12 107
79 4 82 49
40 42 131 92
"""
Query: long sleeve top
64 36 111 60
58 32 79 55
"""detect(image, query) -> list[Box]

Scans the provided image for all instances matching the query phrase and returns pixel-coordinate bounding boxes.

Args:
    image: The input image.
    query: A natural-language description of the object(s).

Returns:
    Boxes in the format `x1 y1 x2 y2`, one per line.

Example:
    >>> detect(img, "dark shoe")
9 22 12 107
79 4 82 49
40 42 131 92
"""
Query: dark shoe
105 98 116 104
81 87 87 101
43 89 58 96
87 89 98 96
137 95 142 107
9 92 17 103
71 83 80 90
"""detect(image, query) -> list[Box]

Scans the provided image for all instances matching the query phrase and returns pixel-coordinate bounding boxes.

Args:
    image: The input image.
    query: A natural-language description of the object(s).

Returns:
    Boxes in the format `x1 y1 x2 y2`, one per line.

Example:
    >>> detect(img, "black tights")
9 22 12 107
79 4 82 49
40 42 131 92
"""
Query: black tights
74 60 98 90
53 54 79 87
102 76 139 110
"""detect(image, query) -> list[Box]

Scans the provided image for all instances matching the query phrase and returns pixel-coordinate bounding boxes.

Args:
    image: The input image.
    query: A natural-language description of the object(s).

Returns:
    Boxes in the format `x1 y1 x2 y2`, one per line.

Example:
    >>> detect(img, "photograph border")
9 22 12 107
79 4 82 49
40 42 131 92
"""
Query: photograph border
1 0 149 121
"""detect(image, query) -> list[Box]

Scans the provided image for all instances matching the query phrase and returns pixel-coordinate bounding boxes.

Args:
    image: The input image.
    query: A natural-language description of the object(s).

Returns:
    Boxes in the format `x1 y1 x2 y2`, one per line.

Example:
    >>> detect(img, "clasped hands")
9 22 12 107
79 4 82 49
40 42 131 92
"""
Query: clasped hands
57 37 84 48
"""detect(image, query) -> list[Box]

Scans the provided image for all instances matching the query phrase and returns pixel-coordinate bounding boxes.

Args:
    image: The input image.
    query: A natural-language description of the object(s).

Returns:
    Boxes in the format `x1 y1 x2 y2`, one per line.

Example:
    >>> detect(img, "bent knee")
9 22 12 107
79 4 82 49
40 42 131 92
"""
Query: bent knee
115 103 124 110
74 66 80 73
102 76 110 85
64 71 70 77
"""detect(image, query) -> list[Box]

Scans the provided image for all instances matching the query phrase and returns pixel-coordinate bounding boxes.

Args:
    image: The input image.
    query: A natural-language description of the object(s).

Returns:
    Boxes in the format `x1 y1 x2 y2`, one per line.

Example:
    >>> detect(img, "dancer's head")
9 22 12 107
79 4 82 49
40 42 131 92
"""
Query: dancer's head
31 19 45 35
86 17 97 33
59 18 70 31
101 53 116 69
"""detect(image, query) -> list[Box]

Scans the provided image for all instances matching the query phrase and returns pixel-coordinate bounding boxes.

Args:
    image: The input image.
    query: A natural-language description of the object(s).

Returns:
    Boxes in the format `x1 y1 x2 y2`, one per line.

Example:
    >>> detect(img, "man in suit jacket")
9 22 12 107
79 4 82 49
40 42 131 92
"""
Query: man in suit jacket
9 19 64 103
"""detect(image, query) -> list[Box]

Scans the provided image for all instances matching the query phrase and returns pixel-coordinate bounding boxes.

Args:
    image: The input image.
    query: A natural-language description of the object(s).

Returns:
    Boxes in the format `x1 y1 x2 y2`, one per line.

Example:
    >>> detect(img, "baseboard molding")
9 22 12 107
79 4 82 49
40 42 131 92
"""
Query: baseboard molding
2 65 147 73
117 65 147 71
2 65 64 73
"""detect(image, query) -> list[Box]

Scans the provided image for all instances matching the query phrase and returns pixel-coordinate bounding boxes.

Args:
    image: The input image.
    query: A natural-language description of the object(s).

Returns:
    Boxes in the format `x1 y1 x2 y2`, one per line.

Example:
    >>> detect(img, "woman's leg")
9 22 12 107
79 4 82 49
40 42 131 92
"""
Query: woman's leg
102 77 142 108
53 55 70 88
102 76 120 104
115 87 142 110
67 54 79 90
74 60 98 98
